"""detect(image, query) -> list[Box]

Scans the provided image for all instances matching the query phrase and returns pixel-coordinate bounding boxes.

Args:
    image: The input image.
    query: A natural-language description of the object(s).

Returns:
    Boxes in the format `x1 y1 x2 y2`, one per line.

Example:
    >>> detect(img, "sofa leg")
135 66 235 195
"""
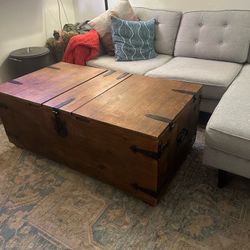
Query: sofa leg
218 169 228 188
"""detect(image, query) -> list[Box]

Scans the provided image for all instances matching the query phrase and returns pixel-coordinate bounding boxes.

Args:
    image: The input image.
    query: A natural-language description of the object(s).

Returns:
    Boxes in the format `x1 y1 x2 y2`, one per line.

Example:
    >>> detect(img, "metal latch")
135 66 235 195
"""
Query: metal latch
52 109 68 137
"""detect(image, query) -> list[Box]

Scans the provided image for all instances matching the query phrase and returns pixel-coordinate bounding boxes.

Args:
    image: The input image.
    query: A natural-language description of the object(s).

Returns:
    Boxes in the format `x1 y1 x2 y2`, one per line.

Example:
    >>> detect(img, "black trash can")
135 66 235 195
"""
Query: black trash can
8 47 53 79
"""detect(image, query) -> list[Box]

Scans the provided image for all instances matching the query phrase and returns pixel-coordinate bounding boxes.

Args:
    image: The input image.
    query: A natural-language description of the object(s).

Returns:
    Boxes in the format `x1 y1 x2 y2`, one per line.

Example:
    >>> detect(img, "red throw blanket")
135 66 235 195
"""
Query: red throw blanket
63 30 99 65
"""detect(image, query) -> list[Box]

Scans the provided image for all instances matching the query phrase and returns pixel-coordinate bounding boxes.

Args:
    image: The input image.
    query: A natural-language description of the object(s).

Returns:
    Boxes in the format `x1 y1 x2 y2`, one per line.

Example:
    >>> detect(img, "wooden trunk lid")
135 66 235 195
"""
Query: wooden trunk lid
72 74 201 139
0 62 106 104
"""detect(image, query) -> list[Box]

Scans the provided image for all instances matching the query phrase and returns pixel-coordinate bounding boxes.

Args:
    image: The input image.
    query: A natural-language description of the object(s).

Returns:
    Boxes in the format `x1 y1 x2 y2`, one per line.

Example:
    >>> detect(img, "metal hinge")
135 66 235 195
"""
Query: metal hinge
130 145 160 160
130 142 168 160
47 66 60 70
172 88 198 102
8 80 23 85
172 88 197 95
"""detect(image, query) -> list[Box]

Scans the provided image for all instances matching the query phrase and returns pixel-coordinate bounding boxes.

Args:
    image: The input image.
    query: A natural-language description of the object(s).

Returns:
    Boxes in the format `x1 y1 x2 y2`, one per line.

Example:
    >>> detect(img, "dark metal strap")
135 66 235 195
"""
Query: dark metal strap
132 183 158 197
53 98 75 109
52 109 68 137
117 72 130 80
103 70 115 77
75 116 90 123
145 114 175 130
130 145 159 160
8 80 23 85
172 88 199 103
47 66 60 70
145 114 172 124
172 88 197 95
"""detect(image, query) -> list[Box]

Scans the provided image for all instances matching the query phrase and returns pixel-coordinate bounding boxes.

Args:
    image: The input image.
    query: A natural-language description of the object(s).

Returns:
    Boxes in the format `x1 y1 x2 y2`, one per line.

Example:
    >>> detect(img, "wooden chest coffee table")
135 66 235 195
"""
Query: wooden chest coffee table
0 62 201 205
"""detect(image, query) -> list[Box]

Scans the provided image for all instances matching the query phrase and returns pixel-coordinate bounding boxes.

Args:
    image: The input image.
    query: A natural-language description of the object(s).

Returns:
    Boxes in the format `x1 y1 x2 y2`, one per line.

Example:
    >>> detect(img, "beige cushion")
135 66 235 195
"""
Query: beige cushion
88 0 138 55
134 7 182 55
86 54 172 75
206 64 250 161
146 57 242 100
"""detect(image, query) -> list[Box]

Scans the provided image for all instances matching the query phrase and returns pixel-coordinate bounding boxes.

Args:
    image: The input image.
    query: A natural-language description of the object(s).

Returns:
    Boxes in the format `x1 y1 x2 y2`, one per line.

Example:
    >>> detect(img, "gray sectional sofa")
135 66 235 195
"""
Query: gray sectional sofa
87 8 250 183
204 65 250 180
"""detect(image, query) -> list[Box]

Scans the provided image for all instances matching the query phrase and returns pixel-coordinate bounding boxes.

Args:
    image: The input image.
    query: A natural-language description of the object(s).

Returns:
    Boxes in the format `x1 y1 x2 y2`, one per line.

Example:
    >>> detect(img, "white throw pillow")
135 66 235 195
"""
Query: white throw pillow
88 0 138 55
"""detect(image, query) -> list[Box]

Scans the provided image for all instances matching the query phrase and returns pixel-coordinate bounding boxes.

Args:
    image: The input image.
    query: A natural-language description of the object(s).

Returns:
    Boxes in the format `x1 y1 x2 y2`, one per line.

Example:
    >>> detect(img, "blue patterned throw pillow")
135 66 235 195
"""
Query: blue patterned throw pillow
111 16 157 61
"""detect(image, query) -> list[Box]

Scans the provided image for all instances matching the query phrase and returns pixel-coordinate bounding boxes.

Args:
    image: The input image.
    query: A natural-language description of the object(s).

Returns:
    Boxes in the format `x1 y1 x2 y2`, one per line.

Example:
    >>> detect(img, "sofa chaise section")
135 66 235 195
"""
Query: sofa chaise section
203 64 250 179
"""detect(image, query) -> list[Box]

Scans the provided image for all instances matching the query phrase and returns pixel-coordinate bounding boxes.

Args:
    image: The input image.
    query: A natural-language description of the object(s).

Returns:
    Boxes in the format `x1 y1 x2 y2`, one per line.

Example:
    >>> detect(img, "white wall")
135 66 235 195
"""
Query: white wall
126 0 250 11
73 0 106 21
2 0 250 83
74 0 250 21
0 0 75 83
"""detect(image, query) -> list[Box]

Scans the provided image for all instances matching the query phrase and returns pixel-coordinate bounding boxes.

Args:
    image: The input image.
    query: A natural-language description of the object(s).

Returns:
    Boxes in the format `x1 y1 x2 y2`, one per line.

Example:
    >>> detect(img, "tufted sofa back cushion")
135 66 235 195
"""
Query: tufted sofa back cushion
134 7 182 56
175 11 250 63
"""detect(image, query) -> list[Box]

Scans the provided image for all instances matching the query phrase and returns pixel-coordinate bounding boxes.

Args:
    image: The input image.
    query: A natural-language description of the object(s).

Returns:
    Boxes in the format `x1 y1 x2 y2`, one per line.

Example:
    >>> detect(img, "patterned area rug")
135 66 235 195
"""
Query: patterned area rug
0 124 249 250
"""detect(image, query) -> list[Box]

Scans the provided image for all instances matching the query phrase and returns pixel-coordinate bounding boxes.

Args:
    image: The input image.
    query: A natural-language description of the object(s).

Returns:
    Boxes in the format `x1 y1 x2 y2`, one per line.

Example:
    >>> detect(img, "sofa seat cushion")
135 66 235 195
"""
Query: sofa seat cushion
145 57 242 99
206 65 250 161
86 54 172 75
